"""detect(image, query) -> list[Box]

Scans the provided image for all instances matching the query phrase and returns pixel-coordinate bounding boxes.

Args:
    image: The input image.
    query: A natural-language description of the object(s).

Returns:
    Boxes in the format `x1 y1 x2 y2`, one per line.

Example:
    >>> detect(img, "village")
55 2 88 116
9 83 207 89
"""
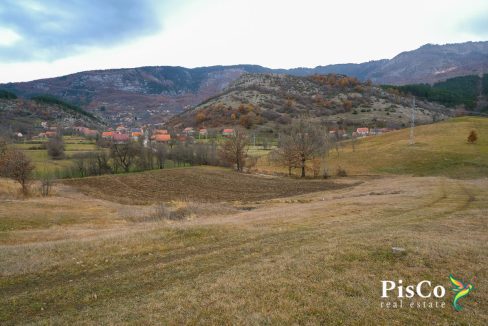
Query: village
25 121 394 145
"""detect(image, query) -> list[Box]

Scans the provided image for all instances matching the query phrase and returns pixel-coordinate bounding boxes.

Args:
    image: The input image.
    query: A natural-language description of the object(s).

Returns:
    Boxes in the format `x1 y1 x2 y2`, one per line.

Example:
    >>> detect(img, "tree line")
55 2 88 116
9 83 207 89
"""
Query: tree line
1 117 342 197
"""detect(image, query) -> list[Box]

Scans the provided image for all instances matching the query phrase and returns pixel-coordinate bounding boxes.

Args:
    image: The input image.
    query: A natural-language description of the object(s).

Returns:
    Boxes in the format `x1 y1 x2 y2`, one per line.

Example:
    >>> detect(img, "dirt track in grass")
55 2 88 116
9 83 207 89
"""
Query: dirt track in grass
62 166 355 204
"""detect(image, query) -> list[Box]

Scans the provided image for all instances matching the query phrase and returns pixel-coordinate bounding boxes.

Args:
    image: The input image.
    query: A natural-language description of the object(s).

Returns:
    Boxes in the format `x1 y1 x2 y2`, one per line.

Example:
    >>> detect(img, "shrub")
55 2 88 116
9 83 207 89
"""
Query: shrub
336 167 348 177
152 203 172 220
46 137 65 160
467 130 478 144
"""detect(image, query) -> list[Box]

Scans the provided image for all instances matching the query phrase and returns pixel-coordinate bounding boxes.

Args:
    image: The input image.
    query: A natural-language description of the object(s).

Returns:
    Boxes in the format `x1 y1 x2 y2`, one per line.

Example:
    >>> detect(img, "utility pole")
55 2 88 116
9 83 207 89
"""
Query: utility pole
409 96 415 145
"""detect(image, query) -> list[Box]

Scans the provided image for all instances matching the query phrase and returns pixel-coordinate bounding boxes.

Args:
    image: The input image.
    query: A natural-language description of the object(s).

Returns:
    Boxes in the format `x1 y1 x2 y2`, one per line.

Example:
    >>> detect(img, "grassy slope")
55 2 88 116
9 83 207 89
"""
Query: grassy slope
335 116 488 178
260 117 488 179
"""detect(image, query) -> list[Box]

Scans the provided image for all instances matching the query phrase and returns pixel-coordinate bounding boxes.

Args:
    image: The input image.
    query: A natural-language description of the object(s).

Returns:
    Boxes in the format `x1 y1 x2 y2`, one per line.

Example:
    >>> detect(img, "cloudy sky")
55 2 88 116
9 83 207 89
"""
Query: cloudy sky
0 0 487 83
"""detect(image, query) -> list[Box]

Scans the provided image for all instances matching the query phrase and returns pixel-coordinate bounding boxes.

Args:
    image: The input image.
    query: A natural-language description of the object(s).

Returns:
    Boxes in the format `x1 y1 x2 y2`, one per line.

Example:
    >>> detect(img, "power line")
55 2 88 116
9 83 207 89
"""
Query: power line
409 96 415 145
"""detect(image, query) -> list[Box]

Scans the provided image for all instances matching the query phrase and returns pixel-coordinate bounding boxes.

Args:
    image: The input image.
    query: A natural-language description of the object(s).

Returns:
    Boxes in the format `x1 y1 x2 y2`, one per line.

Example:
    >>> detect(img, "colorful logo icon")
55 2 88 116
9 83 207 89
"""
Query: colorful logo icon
449 274 474 311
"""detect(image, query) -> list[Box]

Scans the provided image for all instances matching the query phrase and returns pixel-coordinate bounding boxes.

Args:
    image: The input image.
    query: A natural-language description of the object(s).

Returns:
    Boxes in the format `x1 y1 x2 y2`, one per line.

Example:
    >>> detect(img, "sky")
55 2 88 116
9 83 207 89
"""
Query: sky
0 0 487 83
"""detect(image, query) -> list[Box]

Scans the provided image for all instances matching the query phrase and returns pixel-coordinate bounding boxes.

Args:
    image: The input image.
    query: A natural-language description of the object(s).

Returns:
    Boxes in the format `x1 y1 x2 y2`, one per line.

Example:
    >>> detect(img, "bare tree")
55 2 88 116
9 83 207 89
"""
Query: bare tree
219 128 249 172
110 142 139 173
270 136 300 176
351 131 358 152
40 173 55 196
154 143 167 169
0 138 7 156
278 119 327 177
0 149 35 195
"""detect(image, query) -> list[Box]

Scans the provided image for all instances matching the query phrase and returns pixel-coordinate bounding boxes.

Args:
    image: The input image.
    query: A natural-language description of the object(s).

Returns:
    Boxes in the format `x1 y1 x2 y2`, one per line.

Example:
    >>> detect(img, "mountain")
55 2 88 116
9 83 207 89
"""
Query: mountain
0 65 276 125
1 41 486 124
0 91 103 137
169 73 451 130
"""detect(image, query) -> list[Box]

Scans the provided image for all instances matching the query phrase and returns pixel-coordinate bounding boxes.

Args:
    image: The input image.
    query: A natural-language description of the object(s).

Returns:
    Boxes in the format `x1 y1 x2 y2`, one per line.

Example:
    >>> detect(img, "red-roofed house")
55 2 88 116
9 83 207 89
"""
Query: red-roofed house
45 131 57 138
83 129 98 137
183 127 195 136
154 129 168 135
102 131 113 139
222 128 234 137
131 131 142 139
154 134 171 142
356 128 369 136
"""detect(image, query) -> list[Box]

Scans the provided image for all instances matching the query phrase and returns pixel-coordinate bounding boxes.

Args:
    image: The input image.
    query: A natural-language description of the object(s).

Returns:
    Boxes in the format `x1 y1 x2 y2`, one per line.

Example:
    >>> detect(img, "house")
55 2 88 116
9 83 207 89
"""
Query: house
222 128 234 137
183 127 195 136
356 128 369 136
102 131 114 139
82 128 98 137
73 126 86 133
154 129 168 135
45 131 57 138
112 133 130 143
131 131 143 140
199 129 208 137
153 134 171 143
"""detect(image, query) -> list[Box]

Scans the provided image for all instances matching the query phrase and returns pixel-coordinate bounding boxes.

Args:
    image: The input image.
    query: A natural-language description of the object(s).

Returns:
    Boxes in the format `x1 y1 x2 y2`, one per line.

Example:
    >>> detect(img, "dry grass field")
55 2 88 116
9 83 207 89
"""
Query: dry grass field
258 116 488 179
1 118 487 325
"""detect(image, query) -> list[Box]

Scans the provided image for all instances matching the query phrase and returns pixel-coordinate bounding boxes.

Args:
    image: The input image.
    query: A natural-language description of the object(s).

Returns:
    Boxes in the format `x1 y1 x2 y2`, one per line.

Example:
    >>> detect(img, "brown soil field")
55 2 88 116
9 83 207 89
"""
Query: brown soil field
62 166 353 204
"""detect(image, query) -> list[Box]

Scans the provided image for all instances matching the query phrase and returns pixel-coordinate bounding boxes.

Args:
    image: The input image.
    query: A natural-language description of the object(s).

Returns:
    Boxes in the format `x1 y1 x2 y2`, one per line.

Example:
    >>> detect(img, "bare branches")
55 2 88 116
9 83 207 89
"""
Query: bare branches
219 128 249 172
0 149 35 195
277 118 327 177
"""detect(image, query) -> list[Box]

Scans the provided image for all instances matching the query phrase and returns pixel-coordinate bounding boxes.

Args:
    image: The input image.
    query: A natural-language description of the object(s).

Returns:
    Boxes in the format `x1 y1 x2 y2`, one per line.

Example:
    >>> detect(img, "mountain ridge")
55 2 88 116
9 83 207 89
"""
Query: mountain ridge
1 41 486 124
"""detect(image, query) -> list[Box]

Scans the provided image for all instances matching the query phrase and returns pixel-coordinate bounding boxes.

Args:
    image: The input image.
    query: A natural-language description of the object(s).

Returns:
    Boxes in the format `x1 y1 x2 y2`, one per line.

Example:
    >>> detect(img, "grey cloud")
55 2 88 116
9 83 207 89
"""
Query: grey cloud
0 0 164 61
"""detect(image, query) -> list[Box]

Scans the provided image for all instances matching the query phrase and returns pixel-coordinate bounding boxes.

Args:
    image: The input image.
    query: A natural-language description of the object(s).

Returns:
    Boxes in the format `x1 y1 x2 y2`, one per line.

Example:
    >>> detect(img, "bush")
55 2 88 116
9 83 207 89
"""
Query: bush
467 130 478 144
46 137 65 160
336 167 347 177
152 203 172 220
40 174 55 197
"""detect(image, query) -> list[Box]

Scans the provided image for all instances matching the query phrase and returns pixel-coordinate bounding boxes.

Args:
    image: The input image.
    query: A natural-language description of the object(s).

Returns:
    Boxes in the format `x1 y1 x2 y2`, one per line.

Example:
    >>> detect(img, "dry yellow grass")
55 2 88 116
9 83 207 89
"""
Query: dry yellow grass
0 173 486 324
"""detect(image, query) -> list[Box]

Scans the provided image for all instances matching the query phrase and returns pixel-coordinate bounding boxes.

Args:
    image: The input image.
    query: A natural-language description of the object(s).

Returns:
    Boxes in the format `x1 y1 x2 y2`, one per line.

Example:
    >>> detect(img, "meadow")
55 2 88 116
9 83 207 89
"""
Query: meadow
257 116 488 179
0 117 487 324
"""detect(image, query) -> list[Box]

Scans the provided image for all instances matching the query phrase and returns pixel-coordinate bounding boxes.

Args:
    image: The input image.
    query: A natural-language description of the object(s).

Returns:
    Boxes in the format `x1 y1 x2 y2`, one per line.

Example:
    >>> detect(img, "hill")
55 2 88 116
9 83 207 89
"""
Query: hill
1 41 485 124
0 92 103 137
259 116 488 179
170 73 451 129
